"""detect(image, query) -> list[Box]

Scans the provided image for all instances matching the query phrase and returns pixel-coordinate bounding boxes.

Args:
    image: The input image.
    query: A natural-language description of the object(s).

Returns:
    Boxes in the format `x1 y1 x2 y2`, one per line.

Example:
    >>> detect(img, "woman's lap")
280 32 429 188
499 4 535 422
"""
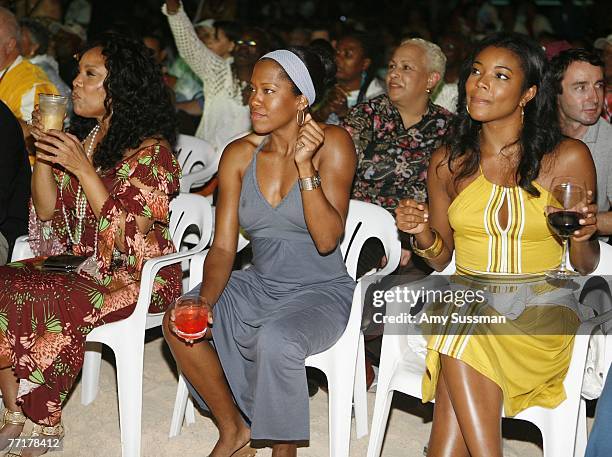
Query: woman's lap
0 260 134 424
185 277 353 439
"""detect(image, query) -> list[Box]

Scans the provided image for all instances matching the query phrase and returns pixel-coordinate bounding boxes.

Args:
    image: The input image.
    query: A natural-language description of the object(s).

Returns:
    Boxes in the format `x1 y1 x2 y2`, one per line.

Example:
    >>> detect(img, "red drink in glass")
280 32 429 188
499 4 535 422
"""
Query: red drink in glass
173 296 208 340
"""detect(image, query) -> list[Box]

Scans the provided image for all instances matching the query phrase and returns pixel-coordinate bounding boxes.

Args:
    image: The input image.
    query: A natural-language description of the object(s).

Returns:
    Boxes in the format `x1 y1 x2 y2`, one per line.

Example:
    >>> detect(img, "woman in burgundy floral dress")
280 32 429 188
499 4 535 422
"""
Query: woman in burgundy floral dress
0 33 181 456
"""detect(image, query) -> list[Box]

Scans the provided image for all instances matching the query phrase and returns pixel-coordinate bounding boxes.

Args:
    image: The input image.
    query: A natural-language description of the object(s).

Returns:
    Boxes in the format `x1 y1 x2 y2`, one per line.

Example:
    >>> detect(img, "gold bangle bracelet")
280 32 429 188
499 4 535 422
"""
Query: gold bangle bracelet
411 228 444 259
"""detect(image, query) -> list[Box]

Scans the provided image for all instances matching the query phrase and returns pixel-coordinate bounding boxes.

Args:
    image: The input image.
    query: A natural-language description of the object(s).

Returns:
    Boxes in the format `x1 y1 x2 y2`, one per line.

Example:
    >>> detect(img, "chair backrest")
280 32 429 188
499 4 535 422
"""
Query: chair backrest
592 241 612 276
176 134 221 193
175 134 218 176
340 200 402 281
169 193 214 253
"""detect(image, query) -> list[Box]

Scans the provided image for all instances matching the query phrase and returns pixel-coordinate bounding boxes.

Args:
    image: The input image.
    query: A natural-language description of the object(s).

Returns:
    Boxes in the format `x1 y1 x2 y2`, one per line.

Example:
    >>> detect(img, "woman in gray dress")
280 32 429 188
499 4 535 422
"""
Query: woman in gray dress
163 45 357 457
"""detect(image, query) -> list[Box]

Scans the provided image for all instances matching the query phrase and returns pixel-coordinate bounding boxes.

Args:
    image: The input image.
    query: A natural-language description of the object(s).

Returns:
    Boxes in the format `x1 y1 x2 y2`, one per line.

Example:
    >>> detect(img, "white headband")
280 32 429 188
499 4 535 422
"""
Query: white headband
260 50 316 106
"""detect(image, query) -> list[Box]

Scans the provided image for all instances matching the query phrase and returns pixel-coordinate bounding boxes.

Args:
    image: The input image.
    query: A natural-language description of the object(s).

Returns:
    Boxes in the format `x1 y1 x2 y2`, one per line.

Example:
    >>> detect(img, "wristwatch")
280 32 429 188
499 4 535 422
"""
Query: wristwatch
298 172 322 191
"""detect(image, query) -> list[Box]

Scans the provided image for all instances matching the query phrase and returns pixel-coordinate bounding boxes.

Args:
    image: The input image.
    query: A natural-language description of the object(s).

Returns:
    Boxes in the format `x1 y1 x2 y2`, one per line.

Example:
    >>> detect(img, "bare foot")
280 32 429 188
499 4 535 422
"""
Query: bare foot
0 422 24 451
13 421 64 457
209 421 251 457
19 444 54 457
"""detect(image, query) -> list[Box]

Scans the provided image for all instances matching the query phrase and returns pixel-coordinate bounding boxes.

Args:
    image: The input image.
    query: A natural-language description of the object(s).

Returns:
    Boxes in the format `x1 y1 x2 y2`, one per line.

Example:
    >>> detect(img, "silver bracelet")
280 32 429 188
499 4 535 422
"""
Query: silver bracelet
298 172 321 191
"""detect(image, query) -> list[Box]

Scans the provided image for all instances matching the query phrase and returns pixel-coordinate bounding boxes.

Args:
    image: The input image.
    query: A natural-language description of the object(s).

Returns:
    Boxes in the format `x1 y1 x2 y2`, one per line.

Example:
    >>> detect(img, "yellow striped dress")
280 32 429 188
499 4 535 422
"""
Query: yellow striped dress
422 172 581 416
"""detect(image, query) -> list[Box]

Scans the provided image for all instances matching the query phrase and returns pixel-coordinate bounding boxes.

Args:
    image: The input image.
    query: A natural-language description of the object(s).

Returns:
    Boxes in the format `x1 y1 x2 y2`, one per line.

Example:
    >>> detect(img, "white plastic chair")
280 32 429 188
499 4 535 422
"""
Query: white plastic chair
10 235 32 262
169 200 402 457
13 194 214 457
367 240 612 457
175 134 220 193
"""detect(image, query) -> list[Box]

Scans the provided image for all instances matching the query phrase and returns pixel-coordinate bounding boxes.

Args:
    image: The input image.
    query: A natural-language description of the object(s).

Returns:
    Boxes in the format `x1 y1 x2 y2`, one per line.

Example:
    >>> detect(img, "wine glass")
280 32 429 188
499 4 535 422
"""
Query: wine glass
546 176 586 279
172 295 209 341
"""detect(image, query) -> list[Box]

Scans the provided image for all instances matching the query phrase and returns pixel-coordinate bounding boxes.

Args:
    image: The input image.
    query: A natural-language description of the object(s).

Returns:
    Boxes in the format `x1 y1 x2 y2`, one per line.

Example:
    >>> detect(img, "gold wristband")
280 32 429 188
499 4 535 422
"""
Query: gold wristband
411 228 444 259
298 172 321 191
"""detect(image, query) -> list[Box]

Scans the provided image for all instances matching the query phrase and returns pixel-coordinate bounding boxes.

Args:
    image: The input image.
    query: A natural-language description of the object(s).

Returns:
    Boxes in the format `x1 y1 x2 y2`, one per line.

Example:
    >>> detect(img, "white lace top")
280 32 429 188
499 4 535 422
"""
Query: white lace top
162 3 251 151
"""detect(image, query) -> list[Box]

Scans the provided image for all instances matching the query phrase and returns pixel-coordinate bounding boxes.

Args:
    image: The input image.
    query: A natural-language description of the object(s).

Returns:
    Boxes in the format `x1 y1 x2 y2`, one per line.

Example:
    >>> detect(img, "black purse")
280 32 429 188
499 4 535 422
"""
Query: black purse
41 255 88 272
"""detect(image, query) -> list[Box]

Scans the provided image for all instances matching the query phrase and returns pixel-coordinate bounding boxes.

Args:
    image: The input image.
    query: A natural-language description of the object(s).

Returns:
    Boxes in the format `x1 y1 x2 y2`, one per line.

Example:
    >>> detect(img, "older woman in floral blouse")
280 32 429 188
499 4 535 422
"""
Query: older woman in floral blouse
344 38 452 214
344 38 452 273
343 38 453 385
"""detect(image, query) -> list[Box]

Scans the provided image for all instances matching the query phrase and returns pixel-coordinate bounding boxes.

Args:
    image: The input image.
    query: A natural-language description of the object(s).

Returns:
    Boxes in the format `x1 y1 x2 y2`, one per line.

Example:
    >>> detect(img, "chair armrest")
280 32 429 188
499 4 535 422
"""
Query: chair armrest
581 308 612 330
188 250 209 291
180 167 219 193
134 244 208 318
11 235 33 262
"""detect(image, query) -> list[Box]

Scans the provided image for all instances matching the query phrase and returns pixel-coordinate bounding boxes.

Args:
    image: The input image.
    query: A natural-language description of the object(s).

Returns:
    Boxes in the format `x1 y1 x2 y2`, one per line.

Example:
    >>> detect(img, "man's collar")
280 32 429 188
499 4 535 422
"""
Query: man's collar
582 118 601 144
0 55 23 81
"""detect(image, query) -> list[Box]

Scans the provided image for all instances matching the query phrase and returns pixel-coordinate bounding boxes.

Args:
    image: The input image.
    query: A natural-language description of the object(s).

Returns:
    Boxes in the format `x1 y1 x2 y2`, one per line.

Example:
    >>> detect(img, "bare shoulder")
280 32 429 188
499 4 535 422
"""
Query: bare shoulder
318 123 356 167
218 132 262 176
557 137 591 160
540 138 595 186
321 123 351 142
222 132 259 157
320 124 354 154
544 138 593 173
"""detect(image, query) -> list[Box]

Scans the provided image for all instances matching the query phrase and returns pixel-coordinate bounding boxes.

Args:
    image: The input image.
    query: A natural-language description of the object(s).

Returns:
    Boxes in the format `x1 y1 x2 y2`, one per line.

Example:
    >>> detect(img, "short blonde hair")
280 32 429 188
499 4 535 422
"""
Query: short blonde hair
399 38 446 82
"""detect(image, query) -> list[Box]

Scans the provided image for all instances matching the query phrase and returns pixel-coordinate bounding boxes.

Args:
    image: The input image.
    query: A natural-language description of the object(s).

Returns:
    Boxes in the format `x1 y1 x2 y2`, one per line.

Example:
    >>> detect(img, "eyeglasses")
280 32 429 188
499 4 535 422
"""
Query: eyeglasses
235 39 257 47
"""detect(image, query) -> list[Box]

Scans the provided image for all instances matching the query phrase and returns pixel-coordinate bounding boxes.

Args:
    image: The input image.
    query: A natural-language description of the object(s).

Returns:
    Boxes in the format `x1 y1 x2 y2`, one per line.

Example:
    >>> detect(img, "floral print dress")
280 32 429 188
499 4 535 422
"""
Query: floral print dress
343 94 453 211
0 143 182 426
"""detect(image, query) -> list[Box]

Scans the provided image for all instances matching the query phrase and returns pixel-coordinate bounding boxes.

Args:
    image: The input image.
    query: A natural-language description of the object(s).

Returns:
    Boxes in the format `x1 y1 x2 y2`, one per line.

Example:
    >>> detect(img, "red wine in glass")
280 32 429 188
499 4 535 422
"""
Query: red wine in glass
173 296 208 340
547 211 582 237
546 177 586 279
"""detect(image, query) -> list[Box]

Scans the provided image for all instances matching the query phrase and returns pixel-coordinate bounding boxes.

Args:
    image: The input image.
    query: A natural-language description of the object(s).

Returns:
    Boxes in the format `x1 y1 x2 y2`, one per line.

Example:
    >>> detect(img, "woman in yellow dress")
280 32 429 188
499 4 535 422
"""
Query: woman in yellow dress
395 32 600 457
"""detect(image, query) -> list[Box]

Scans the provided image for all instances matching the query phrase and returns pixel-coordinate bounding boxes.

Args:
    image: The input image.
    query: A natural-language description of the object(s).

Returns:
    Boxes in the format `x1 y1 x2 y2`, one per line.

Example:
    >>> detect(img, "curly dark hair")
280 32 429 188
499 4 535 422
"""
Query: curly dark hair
445 32 562 197
69 32 177 171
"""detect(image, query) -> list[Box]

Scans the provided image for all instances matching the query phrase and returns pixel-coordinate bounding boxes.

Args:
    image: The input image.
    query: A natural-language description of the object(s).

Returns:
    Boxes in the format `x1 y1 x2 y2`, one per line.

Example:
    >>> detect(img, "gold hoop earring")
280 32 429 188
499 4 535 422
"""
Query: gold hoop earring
466 104 471 116
520 104 524 124
296 109 306 127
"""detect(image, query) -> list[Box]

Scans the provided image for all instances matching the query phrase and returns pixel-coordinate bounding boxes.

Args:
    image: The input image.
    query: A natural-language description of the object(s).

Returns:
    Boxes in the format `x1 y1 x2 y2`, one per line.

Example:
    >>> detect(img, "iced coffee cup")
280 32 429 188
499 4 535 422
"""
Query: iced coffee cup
38 94 68 131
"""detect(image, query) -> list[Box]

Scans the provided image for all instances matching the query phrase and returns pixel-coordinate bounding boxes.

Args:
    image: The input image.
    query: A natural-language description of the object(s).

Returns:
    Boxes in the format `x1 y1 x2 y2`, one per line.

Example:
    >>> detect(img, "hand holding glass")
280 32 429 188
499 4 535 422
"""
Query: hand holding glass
172 296 210 341
38 94 68 131
546 176 586 278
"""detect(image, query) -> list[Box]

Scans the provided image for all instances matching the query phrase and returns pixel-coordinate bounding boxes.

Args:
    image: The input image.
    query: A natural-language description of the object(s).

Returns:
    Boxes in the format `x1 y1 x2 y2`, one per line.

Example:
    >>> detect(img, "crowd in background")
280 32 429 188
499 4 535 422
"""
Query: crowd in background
0 0 610 137
1 0 612 456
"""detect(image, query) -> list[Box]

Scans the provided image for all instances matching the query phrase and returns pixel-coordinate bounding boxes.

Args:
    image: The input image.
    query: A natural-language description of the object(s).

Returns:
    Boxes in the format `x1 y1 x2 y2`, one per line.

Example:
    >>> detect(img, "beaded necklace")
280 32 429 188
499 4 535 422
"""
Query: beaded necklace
59 124 100 248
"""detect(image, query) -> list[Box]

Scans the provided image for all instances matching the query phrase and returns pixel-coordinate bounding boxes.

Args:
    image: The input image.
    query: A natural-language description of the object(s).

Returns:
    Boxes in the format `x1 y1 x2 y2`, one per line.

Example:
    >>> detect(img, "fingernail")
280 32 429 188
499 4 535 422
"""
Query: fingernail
579 219 585 224
583 207 588 212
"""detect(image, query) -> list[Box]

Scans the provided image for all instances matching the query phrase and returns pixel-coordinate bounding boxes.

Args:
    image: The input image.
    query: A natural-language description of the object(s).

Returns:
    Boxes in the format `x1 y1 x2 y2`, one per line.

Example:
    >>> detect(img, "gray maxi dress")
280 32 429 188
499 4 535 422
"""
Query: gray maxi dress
185 138 355 441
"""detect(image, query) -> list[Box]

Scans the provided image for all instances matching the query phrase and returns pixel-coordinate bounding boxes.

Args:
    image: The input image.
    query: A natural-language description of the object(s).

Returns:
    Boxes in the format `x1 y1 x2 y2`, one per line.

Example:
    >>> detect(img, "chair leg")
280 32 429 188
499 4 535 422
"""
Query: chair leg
574 399 588 457
353 334 369 438
366 386 394 457
169 374 191 438
115 338 144 457
539 408 578 457
81 342 103 405
327 371 353 457
185 397 196 425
